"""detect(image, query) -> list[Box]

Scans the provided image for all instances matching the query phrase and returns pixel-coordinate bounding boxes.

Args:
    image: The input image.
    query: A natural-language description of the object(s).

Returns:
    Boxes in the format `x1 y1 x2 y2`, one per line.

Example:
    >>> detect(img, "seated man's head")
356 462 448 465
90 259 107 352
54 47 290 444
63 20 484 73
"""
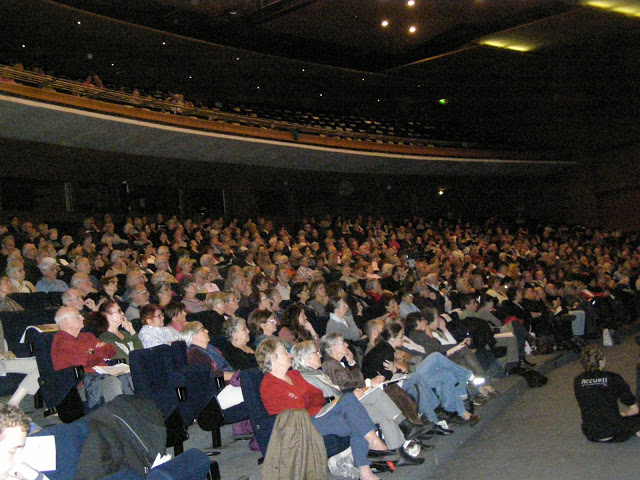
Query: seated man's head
0 404 31 480
62 288 85 311
55 306 84 336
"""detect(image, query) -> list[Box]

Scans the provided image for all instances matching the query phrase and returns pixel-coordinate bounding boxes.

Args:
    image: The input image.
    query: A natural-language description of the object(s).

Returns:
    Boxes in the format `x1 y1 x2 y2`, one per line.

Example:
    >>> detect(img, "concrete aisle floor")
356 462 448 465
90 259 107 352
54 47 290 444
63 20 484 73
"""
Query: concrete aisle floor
428 336 640 480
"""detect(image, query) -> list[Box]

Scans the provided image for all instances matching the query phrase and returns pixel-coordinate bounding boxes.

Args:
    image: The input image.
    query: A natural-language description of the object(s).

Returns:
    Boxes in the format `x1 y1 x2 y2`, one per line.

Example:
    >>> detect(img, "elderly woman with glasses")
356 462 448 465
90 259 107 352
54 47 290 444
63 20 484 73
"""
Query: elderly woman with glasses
292 340 428 464
179 321 248 423
6 263 37 293
138 304 175 348
257 338 395 480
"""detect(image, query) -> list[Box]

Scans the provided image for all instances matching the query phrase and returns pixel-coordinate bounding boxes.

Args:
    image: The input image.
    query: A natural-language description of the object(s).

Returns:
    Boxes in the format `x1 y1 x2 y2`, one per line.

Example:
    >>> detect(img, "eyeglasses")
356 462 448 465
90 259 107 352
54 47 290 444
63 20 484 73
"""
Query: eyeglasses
310 350 321 355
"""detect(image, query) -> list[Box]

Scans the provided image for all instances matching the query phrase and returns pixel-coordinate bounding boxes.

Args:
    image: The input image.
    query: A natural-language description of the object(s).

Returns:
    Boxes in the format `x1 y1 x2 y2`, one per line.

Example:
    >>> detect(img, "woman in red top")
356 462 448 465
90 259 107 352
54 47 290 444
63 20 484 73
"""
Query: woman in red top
257 338 392 480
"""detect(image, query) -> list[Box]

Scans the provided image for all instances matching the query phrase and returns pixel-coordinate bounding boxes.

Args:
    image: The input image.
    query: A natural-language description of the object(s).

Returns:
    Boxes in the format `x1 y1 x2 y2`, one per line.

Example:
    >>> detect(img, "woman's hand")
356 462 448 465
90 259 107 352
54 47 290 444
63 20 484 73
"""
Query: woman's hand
370 375 385 386
122 319 136 335
344 349 355 365
383 359 397 374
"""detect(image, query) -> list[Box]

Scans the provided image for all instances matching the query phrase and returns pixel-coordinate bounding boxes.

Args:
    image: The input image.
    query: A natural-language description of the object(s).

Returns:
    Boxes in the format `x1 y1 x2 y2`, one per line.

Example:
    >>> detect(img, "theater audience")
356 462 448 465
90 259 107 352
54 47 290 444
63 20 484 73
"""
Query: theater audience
2 211 640 478
258 337 392 480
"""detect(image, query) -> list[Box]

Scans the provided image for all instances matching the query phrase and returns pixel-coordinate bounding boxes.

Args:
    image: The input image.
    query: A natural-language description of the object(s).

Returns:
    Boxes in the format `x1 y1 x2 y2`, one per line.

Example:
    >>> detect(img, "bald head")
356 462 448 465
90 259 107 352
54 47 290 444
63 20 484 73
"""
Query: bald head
55 306 84 336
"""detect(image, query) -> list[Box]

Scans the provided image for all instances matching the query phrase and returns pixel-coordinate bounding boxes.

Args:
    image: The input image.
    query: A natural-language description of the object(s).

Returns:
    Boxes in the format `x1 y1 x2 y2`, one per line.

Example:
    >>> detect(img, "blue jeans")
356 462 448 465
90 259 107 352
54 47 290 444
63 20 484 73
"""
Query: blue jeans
312 392 376 467
403 352 472 421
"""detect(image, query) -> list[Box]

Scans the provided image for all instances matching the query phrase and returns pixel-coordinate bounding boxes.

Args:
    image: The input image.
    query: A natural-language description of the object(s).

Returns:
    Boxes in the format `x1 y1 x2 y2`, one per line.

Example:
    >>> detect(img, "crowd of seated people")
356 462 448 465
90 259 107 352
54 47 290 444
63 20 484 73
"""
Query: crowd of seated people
1 213 640 477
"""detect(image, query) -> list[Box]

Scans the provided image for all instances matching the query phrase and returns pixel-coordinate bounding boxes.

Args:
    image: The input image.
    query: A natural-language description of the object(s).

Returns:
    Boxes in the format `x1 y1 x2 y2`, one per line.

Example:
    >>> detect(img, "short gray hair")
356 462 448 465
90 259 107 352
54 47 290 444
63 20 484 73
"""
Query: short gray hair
38 257 57 272
222 316 246 341
255 337 283 373
291 340 317 370
320 333 344 357
179 321 203 346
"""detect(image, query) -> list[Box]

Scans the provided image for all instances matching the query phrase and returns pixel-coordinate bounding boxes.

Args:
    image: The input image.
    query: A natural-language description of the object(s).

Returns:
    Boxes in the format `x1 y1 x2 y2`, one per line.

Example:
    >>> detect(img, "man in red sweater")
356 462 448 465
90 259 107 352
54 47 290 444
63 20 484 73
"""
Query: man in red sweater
52 306 133 408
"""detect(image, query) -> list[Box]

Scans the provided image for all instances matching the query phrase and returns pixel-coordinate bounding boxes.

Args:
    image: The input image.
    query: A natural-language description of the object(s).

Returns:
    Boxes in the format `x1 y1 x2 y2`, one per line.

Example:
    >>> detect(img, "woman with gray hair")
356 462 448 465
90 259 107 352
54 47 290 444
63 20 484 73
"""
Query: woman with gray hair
6 263 37 293
180 321 247 420
257 337 397 480
292 341 429 464
219 316 258 370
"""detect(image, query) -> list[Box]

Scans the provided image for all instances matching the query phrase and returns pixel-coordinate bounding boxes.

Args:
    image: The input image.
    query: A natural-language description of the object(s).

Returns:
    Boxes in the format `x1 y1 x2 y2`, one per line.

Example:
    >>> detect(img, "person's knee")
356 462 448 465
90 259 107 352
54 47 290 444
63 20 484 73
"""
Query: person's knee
102 376 124 402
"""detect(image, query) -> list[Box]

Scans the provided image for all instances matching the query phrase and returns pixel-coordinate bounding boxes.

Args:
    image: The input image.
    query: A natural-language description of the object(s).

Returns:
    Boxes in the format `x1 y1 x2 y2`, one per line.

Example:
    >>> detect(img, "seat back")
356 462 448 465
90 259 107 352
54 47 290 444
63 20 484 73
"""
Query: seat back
130 342 216 426
130 344 177 418
2 310 56 357
239 368 274 456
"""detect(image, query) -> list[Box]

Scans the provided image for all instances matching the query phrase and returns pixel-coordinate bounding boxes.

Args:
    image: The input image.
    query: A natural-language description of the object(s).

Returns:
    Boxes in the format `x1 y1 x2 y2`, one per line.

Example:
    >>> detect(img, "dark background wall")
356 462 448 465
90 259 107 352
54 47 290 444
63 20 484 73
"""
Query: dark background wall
1 137 638 230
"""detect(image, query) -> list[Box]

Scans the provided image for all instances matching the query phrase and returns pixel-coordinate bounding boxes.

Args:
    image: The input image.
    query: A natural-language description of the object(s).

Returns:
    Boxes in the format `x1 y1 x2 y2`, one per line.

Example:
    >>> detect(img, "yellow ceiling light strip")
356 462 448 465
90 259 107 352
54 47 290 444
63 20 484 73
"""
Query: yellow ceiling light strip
480 39 533 52
584 0 640 16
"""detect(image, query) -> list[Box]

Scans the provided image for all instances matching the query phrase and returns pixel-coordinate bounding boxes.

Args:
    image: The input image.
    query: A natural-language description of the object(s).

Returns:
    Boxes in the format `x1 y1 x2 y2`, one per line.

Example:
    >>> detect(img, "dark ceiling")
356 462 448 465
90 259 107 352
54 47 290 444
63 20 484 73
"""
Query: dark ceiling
2 0 640 157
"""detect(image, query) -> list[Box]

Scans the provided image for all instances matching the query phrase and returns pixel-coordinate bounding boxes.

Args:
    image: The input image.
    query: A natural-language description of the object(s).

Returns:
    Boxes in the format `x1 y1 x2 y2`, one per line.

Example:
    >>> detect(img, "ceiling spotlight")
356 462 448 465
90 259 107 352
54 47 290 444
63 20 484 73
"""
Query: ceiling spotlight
438 188 445 196
302 68 305 72
162 41 166 45
409 25 417 33
21 44 26 48
236 57 240 61
77 21 81 25
407 0 415 6
381 20 389 27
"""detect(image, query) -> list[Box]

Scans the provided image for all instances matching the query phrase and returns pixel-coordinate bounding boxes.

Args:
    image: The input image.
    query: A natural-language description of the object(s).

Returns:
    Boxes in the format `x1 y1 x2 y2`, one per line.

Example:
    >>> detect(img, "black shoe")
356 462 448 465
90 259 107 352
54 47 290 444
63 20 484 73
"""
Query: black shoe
395 454 426 467
398 419 433 441
459 414 480 427
471 396 487 407
520 358 535 368
370 461 394 473
432 424 454 435
417 440 435 450
367 449 400 461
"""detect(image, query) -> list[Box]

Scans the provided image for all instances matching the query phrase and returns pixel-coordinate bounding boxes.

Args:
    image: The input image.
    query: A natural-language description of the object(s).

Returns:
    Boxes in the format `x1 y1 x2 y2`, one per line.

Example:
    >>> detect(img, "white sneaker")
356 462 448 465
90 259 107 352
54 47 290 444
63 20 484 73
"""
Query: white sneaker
327 447 359 479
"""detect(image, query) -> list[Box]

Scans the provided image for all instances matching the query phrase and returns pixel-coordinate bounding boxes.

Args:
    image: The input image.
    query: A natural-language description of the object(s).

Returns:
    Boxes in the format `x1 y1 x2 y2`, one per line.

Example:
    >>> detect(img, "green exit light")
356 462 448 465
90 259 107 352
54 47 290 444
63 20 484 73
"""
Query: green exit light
438 98 448 105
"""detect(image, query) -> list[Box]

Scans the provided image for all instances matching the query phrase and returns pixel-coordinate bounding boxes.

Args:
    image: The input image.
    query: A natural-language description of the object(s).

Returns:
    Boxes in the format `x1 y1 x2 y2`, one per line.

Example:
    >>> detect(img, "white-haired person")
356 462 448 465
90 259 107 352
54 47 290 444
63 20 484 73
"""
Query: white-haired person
292 340 428 465
5 263 36 294
35 258 68 293
51 306 133 409
257 337 396 480
179 321 248 423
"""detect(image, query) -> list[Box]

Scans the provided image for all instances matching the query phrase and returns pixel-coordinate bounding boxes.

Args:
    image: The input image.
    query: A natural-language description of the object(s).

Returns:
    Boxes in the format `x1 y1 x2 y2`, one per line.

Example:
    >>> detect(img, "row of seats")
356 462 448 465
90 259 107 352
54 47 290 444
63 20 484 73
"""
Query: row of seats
0 64 487 148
